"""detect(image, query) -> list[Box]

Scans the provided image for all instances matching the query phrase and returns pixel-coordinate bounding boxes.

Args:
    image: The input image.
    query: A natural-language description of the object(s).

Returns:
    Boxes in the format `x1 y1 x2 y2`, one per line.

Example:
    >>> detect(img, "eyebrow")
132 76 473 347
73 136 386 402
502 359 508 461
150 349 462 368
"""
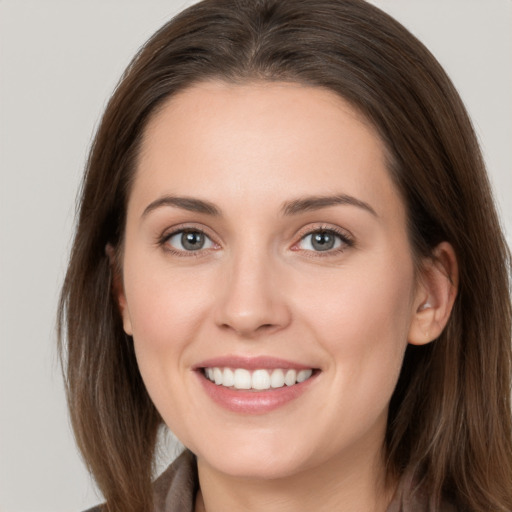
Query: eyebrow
141 193 377 219
281 194 377 217
142 195 221 218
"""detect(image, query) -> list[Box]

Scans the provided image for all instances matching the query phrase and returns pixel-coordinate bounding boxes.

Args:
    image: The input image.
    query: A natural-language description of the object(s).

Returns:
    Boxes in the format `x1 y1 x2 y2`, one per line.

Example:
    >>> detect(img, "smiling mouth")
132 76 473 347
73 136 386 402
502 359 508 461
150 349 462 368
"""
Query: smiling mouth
202 367 315 390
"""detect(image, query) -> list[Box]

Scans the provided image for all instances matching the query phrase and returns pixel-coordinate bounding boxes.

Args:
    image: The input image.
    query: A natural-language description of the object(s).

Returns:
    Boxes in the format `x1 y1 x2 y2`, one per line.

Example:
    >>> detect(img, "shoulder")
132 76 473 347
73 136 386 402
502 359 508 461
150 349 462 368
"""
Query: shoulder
81 449 197 512
154 449 198 511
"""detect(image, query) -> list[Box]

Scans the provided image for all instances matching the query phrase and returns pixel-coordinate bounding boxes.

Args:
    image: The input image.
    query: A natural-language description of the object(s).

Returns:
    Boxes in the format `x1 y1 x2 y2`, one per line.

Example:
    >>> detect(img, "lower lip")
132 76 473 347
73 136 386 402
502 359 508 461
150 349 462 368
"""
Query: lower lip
196 371 318 414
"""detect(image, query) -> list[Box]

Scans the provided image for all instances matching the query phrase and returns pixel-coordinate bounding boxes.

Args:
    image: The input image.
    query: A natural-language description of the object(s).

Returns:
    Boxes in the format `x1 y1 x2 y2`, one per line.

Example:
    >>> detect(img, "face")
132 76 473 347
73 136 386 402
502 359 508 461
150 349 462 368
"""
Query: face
118 81 424 480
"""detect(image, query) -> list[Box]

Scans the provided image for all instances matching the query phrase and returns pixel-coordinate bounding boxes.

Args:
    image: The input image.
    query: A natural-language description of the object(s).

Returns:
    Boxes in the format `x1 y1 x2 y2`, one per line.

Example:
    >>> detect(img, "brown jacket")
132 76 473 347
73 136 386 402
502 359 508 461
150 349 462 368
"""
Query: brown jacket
85 450 456 511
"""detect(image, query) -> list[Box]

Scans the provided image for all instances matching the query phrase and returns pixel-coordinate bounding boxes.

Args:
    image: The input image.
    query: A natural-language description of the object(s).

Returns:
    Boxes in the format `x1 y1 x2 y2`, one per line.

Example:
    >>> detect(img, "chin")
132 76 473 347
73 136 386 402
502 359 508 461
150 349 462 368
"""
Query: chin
193 436 317 480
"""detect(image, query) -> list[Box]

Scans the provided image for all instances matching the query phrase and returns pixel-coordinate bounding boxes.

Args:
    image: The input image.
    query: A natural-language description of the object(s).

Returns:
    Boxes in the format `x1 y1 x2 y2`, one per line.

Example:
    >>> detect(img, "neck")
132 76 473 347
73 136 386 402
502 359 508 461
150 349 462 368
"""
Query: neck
195 446 395 512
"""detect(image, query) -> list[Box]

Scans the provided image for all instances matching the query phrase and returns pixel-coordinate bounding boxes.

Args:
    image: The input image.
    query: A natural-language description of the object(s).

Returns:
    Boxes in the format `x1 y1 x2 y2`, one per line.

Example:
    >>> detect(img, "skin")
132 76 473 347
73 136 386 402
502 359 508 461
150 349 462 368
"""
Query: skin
115 81 457 512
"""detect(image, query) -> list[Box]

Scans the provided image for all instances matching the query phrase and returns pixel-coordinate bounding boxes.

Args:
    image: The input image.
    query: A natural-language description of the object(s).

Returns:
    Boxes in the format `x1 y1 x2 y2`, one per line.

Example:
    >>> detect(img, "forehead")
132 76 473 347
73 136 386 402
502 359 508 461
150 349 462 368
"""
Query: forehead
132 81 403 222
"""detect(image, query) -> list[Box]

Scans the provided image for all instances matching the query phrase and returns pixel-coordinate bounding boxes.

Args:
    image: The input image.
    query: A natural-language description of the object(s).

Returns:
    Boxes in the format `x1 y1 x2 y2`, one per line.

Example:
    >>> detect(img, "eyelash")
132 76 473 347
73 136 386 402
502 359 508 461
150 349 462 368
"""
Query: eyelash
292 225 354 256
158 225 219 258
158 224 354 257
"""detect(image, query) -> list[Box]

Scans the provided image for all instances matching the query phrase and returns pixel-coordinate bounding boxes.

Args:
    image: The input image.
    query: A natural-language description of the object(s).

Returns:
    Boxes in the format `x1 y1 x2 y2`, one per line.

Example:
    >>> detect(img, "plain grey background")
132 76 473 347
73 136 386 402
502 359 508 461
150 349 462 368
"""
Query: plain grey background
0 1 510 511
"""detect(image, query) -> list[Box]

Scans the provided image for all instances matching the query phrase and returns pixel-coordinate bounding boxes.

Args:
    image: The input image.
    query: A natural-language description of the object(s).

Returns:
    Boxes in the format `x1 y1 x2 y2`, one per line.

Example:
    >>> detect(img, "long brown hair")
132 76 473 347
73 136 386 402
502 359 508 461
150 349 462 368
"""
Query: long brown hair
58 1 512 510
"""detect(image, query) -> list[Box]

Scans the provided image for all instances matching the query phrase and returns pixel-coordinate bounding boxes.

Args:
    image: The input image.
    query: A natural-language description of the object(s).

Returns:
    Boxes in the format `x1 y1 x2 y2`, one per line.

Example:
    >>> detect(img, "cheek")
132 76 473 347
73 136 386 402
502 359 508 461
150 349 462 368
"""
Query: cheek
124 258 210 345
123 265 215 430
300 255 414 339
121 255 215 403
297 253 415 399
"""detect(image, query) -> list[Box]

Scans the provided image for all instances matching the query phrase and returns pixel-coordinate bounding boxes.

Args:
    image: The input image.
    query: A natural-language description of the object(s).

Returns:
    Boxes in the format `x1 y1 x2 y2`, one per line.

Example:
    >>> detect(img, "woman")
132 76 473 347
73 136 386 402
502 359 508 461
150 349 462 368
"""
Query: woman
58 0 512 511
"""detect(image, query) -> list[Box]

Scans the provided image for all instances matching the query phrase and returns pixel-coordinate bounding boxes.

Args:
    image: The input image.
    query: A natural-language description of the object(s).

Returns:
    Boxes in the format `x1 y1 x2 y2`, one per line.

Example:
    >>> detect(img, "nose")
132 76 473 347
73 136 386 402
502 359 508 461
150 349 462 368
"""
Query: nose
214 247 292 338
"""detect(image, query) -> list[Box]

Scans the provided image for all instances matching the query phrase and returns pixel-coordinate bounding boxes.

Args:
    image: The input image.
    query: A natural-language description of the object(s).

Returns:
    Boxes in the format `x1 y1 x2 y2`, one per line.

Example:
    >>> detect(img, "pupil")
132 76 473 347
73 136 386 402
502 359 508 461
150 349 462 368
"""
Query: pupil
312 231 334 251
181 231 204 250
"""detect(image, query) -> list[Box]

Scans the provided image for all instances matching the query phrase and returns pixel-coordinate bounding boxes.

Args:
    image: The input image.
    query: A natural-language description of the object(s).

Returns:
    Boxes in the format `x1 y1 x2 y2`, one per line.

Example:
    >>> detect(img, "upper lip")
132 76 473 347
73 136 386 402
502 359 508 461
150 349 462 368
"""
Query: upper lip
193 355 316 371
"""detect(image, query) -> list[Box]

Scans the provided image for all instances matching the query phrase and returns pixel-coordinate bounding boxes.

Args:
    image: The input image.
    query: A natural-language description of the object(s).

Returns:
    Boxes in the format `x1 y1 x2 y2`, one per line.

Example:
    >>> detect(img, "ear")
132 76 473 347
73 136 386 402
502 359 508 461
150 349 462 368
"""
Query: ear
408 242 458 346
105 243 133 336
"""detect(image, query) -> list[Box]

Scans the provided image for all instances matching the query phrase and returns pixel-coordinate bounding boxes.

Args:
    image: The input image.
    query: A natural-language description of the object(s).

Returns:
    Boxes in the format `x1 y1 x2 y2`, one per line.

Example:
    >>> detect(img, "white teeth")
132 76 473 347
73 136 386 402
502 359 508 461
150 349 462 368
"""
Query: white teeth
284 369 296 386
223 367 235 387
213 367 223 385
203 367 314 390
297 369 313 383
252 369 271 390
270 369 285 388
233 368 252 389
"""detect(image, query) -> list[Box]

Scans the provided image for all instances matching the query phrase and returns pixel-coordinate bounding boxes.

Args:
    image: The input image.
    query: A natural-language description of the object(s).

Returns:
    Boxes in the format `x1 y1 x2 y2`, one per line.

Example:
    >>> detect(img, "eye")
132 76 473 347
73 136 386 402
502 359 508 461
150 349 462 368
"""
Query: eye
165 229 215 252
297 229 350 252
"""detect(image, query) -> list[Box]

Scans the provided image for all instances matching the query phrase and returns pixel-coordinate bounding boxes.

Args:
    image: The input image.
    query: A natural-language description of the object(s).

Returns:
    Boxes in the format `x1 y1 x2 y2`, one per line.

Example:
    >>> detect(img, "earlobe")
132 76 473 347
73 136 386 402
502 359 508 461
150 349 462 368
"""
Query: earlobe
408 242 458 346
105 243 133 336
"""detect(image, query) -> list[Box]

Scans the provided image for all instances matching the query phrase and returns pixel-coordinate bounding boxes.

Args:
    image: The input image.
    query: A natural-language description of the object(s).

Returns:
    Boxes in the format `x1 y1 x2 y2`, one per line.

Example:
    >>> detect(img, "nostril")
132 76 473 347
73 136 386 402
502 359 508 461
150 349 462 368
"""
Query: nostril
218 321 280 337
214 287 292 336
